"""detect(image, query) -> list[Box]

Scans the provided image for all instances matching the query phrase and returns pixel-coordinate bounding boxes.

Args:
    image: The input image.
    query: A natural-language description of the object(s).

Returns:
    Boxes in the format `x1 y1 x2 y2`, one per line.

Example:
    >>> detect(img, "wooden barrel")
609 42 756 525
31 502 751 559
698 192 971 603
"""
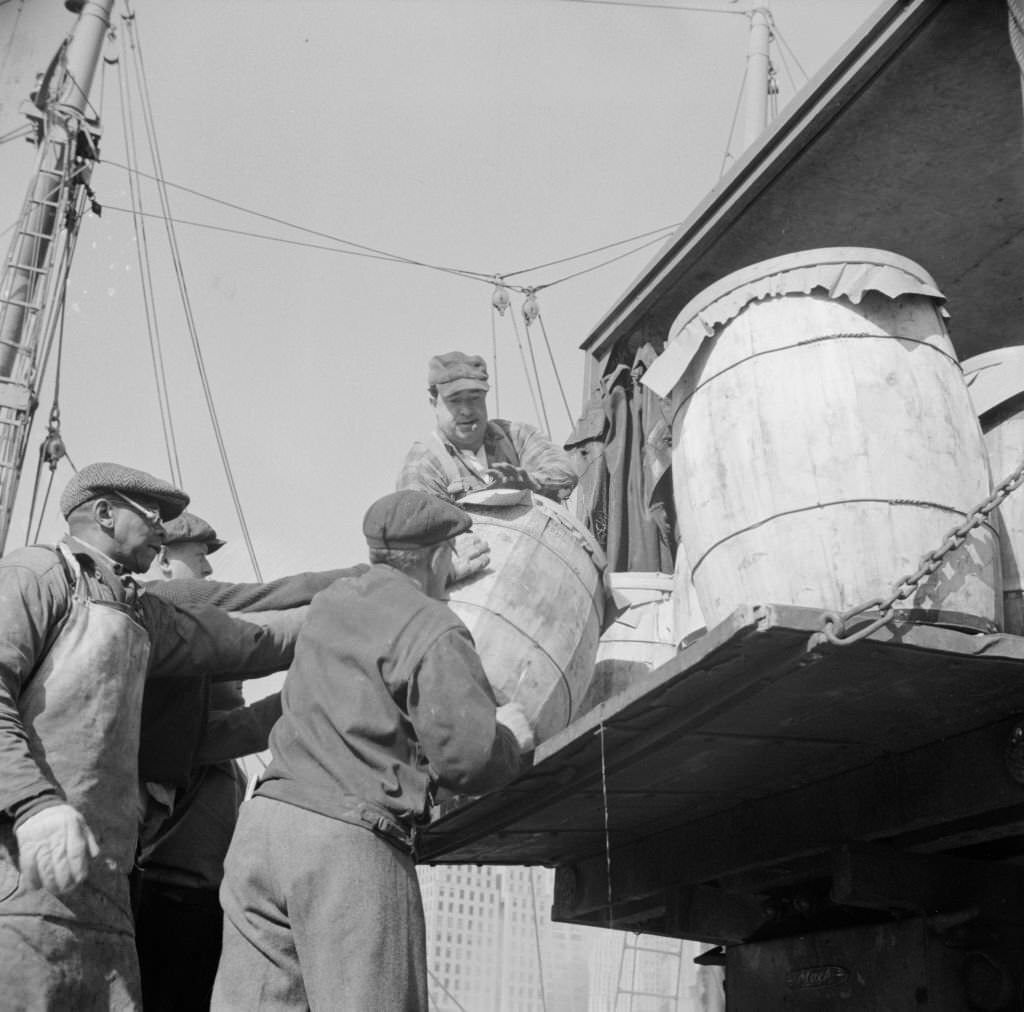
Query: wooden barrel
579 572 676 713
447 489 606 743
964 347 1024 633
642 248 1000 631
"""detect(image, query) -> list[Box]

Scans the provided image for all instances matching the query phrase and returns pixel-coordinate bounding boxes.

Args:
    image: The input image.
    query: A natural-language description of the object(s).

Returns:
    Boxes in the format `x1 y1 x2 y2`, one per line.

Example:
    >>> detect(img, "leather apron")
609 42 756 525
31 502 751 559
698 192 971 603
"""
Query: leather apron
0 545 151 1011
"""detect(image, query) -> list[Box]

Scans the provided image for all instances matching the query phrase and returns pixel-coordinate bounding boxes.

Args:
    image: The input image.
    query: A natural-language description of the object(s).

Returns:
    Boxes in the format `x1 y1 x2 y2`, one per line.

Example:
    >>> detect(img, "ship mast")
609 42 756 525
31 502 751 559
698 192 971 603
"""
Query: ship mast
0 0 113 553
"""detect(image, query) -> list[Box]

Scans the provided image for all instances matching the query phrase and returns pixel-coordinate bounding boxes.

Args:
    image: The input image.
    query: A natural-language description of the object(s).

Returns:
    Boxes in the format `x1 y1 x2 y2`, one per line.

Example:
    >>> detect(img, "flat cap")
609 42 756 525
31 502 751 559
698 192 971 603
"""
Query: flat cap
428 351 489 396
363 490 471 550
60 462 190 521
161 511 226 552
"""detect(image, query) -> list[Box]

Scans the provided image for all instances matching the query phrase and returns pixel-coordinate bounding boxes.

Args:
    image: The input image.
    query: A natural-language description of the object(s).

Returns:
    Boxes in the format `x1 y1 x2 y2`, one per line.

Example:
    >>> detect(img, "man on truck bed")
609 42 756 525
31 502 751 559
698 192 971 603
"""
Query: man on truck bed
397 350 579 503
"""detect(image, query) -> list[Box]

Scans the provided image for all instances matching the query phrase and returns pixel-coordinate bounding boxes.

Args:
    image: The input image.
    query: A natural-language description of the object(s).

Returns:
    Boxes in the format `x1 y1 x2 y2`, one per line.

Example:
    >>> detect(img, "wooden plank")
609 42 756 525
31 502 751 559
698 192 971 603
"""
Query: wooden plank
422 607 1024 868
554 718 1024 922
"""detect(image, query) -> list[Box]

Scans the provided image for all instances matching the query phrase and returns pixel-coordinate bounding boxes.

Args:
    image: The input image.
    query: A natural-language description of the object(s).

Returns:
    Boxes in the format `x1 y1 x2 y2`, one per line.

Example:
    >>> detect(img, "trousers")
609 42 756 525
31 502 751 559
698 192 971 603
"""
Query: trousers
211 796 428 1011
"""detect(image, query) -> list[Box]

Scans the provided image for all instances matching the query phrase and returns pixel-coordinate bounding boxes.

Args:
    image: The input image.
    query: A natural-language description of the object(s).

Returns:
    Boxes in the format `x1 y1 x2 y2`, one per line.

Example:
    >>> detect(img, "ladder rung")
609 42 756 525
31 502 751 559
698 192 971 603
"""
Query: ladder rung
0 296 40 311
6 264 47 276
18 230 54 240
27 199 60 209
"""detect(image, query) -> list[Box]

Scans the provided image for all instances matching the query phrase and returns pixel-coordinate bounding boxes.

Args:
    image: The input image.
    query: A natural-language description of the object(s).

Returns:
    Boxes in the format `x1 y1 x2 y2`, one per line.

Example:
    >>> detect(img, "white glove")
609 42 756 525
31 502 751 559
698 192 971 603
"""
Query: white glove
447 532 490 585
496 702 536 754
15 804 99 895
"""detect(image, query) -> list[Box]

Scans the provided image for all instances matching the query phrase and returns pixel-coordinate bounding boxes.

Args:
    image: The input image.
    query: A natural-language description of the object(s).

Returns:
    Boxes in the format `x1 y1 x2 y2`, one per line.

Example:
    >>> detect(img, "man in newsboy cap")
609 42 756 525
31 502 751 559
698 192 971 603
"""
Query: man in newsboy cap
0 462 316 1011
213 489 535 1012
396 350 578 503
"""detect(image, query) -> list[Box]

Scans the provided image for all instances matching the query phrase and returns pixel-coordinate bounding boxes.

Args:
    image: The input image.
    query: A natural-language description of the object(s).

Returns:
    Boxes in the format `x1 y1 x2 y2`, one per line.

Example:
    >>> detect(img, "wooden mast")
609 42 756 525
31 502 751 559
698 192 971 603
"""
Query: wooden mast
0 0 113 553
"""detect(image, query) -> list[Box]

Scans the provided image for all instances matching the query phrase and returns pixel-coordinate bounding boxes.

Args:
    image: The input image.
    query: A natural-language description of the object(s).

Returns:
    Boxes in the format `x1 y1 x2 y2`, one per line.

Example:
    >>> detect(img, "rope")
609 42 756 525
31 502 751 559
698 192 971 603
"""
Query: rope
559 0 747 14
500 223 679 279
521 308 551 436
527 869 549 1012
505 305 546 432
529 232 670 291
116 31 182 486
534 308 574 429
769 14 808 82
719 59 748 177
490 304 501 418
0 0 24 84
598 721 614 929
426 967 470 1012
101 160 495 286
123 4 263 580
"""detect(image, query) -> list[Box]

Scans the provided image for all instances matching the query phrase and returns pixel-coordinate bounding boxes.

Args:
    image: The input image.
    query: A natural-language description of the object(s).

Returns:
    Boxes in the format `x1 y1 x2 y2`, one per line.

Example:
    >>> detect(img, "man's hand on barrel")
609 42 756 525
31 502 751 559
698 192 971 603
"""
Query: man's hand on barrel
484 462 537 492
496 702 536 754
447 531 490 585
15 803 100 895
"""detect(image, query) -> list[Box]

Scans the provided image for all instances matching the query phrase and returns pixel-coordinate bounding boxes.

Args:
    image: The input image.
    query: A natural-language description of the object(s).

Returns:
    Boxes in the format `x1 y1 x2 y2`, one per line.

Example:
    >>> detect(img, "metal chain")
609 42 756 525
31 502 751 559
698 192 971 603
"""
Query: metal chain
821 453 1024 645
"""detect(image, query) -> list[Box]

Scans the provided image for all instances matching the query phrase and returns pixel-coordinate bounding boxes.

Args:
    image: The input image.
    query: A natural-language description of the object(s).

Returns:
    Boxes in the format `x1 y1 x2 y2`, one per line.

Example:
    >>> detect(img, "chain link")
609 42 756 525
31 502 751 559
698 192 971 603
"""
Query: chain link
821 454 1024 645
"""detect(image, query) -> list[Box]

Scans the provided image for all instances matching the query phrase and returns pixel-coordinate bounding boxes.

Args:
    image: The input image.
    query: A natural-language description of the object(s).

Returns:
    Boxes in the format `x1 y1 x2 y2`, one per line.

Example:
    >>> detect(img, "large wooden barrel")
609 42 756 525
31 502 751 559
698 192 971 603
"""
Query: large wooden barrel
642 248 1000 631
964 347 1024 633
579 572 675 713
447 489 606 743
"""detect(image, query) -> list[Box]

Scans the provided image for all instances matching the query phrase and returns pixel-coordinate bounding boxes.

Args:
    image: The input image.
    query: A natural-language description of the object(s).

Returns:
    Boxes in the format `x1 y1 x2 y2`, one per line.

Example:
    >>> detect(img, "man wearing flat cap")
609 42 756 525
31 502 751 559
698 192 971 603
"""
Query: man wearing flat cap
0 463 318 1011
213 489 535 1012
137 510 332 1012
397 350 579 503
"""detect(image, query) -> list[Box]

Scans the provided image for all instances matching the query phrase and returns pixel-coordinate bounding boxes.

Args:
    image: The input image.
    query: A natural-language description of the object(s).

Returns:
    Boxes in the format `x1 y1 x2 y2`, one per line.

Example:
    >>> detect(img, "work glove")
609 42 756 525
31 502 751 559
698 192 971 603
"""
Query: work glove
483 463 537 492
14 803 99 895
496 701 536 754
448 532 490 585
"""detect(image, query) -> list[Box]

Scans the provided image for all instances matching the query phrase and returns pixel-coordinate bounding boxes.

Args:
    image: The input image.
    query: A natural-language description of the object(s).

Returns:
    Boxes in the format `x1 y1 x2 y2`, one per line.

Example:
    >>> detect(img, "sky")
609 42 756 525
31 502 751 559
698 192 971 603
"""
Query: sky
0 0 881 587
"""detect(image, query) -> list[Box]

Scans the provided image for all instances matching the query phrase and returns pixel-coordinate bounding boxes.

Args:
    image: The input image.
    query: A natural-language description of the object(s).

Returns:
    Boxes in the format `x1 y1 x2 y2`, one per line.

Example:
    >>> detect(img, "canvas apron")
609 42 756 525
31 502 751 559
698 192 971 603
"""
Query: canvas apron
0 545 151 1012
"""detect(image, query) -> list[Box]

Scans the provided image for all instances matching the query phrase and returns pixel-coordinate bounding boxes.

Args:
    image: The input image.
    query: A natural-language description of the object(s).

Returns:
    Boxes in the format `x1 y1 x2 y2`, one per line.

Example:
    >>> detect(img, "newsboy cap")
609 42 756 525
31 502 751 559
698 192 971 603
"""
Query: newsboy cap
60 462 190 521
428 351 489 396
161 511 226 552
363 490 471 550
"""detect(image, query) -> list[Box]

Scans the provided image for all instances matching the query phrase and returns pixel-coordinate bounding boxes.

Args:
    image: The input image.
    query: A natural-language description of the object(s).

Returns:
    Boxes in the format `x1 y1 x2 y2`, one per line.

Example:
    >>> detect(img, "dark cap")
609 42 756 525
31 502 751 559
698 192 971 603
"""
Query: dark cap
363 490 471 550
161 512 226 553
60 462 190 521
428 351 489 396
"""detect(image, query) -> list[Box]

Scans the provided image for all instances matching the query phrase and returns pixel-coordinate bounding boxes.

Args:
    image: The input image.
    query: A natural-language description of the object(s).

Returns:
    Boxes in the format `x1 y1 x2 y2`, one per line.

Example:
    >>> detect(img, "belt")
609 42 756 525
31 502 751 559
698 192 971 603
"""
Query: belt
358 808 417 858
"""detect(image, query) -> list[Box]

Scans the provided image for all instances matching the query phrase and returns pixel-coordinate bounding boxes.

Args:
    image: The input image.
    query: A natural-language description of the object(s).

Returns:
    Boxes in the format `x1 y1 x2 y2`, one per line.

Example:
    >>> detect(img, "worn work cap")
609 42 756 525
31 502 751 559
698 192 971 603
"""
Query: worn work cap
428 351 490 396
161 511 226 552
60 462 190 521
363 490 471 550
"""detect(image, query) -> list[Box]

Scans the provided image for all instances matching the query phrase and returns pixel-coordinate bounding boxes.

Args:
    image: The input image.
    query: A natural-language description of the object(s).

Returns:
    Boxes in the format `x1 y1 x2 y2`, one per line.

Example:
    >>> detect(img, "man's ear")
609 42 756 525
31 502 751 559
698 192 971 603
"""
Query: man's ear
93 498 116 532
157 548 172 575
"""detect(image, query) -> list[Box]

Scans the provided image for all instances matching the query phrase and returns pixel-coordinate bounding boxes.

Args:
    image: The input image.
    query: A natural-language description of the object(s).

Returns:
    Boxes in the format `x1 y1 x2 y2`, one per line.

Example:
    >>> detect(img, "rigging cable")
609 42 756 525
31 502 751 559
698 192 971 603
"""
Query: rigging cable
122 2 263 579
101 161 682 295
769 16 805 97
770 15 808 81
719 57 748 177
490 278 511 417
498 222 679 280
504 296 547 434
116 25 183 487
559 0 747 15
0 0 24 84
530 230 669 291
425 968 469 1012
532 304 574 429
527 869 550 1012
101 160 496 286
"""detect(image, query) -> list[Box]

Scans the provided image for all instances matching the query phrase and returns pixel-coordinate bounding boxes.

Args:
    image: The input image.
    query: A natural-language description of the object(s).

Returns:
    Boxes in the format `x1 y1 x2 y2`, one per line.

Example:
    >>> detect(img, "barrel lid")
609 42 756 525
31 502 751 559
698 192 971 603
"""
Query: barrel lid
642 247 947 399
962 346 1024 421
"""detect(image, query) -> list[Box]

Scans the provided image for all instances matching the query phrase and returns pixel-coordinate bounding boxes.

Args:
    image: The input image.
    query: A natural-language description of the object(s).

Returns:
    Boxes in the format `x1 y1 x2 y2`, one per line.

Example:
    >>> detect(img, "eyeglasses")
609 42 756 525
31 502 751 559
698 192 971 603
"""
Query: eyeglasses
111 491 164 529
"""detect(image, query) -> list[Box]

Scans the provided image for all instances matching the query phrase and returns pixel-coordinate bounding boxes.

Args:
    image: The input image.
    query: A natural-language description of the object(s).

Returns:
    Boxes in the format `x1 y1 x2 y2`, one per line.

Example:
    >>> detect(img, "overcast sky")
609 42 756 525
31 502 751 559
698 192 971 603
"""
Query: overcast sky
0 0 880 585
